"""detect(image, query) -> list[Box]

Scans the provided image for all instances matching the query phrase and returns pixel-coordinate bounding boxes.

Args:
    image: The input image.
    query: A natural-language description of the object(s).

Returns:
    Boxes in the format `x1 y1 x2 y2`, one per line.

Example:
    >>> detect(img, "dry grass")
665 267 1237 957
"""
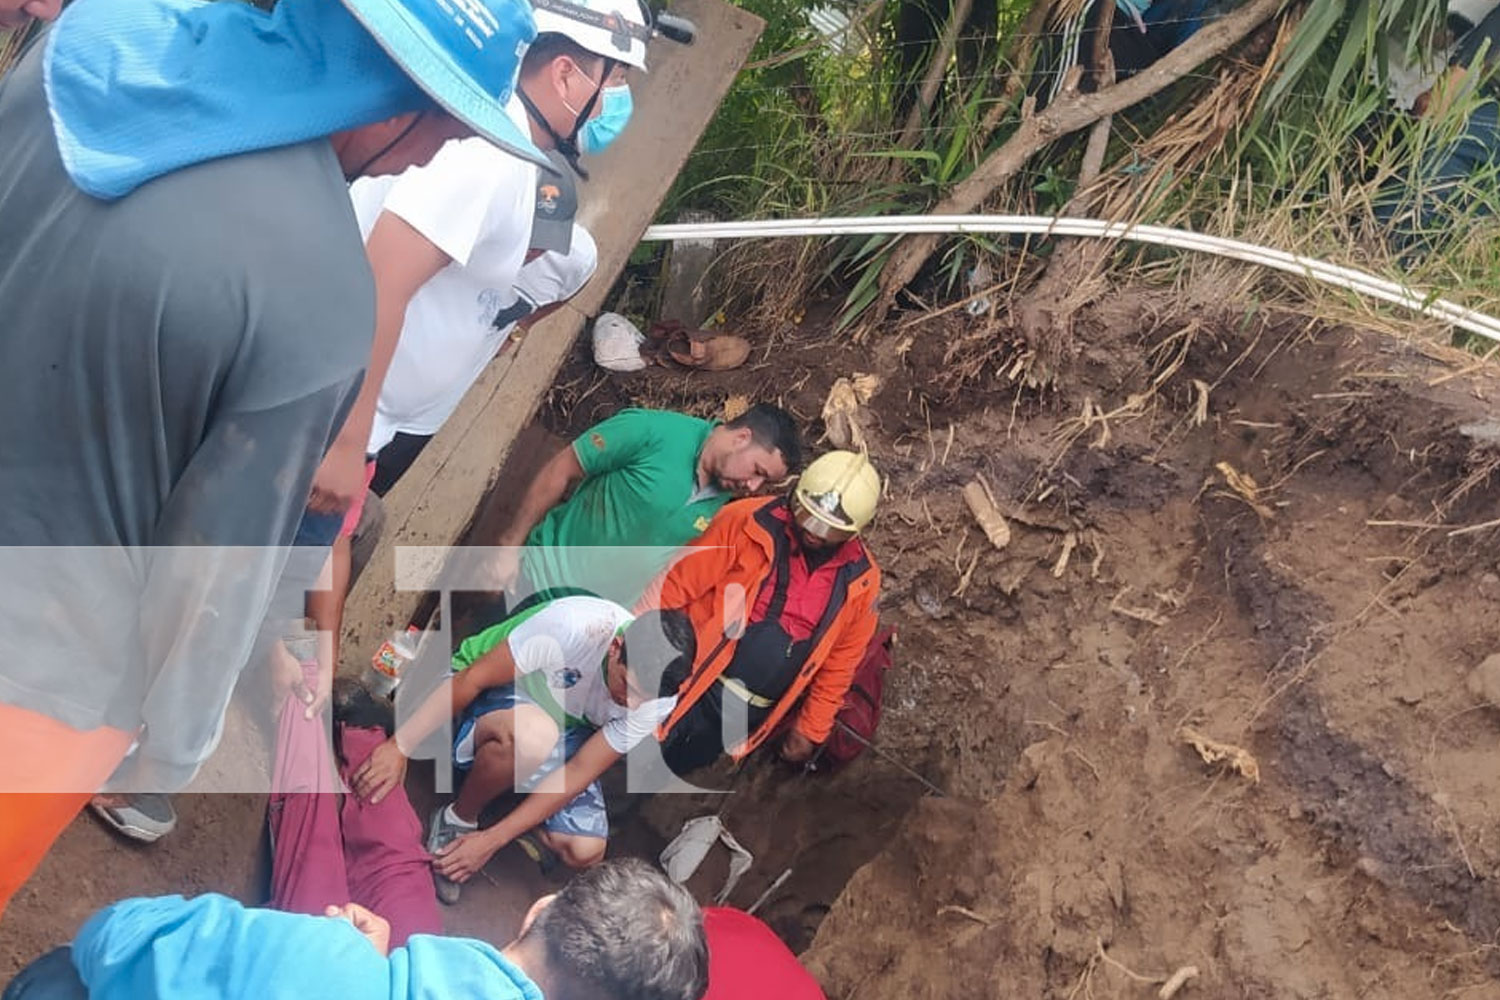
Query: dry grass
0 24 32 76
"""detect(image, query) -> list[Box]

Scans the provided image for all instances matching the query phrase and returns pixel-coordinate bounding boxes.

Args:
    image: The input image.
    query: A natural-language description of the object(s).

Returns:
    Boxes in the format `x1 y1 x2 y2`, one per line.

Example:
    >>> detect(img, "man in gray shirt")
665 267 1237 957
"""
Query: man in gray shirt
0 0 550 919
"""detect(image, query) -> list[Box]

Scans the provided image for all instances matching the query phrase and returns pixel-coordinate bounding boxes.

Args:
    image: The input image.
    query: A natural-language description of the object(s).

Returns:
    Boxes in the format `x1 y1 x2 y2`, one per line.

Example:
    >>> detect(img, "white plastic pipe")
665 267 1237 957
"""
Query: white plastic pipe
639 215 1500 345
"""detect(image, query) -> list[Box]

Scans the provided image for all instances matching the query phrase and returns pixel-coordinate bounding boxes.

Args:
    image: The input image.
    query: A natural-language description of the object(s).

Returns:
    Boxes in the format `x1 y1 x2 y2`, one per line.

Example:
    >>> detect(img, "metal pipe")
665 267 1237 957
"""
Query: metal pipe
831 719 947 797
638 215 1500 345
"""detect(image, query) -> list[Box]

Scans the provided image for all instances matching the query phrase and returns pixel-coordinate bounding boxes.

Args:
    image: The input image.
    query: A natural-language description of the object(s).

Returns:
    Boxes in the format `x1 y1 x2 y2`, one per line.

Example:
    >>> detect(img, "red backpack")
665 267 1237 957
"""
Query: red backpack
820 625 896 769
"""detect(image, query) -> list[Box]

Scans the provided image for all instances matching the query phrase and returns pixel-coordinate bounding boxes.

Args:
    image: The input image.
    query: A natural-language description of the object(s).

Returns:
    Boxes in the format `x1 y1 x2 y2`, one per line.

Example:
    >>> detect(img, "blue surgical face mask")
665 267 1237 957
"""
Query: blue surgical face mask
579 84 633 155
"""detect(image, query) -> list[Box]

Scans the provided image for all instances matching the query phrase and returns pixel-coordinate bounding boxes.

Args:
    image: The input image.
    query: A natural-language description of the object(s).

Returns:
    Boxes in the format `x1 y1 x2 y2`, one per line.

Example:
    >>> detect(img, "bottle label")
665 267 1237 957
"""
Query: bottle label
371 642 403 679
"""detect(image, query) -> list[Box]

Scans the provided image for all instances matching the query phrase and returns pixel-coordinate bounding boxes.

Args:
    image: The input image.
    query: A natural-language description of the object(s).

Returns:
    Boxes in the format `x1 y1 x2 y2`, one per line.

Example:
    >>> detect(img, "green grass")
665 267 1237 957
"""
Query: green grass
665 0 1500 348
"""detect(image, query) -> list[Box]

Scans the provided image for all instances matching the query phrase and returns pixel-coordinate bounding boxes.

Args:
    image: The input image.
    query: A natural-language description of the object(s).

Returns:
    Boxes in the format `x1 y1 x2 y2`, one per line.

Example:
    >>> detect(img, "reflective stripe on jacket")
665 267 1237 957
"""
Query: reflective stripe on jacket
646 496 880 758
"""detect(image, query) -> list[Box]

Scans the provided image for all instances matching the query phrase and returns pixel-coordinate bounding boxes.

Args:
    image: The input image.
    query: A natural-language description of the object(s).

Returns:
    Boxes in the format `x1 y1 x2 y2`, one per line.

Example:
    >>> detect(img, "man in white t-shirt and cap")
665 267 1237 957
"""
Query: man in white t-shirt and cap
357 150 599 500
336 157 601 612
292 0 651 677
302 0 650 533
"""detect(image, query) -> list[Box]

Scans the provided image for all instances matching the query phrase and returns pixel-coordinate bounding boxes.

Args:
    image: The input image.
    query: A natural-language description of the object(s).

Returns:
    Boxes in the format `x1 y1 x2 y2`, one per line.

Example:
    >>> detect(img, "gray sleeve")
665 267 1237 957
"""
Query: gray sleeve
106 376 358 792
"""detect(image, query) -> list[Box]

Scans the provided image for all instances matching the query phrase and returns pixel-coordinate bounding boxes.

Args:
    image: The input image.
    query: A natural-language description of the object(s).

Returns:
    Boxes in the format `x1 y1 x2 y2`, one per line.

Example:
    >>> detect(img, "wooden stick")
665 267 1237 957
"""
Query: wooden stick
876 0 1286 307
1450 517 1500 538
1158 965 1201 999
894 0 977 153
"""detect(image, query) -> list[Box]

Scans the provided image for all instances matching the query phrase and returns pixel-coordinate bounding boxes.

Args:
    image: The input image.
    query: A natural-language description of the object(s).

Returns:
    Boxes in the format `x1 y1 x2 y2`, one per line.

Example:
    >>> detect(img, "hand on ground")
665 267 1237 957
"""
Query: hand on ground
325 902 392 957
350 737 408 804
780 729 817 763
432 830 503 883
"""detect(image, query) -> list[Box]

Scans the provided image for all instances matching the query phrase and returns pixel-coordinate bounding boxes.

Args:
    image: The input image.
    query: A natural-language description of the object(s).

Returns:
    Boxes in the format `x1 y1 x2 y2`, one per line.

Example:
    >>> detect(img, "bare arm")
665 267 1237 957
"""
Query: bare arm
308 212 452 512
433 733 621 880
350 638 520 803
498 445 585 546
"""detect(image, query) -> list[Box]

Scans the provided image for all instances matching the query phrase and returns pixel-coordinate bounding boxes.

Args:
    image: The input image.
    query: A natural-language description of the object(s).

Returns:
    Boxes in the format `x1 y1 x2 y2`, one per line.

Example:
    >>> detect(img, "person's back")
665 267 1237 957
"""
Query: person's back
0 32 373 767
5 859 709 1000
66 894 534 1000
0 0 547 919
703 907 826 1000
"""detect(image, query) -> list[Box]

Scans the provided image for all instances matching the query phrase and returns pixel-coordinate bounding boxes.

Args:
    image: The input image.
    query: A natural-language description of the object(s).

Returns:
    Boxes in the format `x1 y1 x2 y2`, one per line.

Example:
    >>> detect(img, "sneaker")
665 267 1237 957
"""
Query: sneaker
91 793 178 843
514 831 560 876
426 805 468 905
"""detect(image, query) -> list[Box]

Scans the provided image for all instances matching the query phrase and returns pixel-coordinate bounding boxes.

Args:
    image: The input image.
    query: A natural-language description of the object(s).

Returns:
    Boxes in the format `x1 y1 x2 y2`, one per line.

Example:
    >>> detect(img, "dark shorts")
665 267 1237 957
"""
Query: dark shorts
452 686 607 840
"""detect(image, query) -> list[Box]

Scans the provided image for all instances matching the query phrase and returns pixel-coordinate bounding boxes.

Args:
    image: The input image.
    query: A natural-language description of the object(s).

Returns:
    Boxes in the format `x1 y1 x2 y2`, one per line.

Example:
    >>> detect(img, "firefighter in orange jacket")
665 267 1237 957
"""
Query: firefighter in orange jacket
648 451 882 774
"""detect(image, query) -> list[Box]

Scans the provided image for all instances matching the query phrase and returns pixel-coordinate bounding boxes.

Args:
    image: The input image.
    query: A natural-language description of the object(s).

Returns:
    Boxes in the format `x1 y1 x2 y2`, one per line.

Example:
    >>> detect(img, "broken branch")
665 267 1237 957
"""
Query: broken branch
876 0 1287 310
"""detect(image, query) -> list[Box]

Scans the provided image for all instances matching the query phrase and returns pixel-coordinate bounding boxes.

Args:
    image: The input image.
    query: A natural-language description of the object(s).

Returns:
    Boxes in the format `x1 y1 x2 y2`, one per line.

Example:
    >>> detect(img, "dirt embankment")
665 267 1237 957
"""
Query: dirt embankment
5 286 1499 999
556 291 1500 997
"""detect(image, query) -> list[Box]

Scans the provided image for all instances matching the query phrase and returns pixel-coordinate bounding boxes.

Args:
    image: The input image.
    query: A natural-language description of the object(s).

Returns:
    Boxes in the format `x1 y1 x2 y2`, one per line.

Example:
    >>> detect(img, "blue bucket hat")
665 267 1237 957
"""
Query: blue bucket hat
339 0 548 169
42 0 548 200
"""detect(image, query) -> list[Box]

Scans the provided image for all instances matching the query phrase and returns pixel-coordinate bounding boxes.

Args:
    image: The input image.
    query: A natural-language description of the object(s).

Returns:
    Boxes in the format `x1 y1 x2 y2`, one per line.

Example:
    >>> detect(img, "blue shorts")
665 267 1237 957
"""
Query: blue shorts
453 686 607 840
291 507 343 548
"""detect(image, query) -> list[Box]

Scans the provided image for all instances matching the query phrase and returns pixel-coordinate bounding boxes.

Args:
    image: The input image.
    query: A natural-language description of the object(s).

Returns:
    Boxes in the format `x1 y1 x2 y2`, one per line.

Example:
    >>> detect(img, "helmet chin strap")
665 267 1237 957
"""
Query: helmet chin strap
345 110 427 183
519 56 617 180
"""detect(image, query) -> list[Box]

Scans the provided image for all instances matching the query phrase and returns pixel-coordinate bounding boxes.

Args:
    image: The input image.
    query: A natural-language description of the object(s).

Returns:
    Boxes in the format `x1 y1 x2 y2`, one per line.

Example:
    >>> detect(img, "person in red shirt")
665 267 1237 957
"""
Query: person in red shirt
646 451 882 774
703 907 826 1000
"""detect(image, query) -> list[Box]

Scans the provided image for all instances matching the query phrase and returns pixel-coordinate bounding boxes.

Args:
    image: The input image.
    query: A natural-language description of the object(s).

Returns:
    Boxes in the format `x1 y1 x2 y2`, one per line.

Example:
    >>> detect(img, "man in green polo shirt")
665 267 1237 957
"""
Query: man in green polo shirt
489 405 801 605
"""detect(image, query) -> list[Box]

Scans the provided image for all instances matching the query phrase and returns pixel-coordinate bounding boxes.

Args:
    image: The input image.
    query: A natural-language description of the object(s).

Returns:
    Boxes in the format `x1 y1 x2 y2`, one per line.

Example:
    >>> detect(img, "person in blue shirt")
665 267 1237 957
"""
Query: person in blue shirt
0 858 707 1000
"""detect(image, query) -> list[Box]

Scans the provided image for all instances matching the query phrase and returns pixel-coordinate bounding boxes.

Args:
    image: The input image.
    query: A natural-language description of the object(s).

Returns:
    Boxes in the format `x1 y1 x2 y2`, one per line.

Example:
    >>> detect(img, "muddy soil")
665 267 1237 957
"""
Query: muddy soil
548 292 1500 997
5 286 1500 1000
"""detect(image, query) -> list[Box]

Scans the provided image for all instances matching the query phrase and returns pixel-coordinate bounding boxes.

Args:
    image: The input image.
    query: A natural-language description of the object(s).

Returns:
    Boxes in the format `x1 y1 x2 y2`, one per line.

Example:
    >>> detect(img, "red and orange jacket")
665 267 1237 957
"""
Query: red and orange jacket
643 496 880 758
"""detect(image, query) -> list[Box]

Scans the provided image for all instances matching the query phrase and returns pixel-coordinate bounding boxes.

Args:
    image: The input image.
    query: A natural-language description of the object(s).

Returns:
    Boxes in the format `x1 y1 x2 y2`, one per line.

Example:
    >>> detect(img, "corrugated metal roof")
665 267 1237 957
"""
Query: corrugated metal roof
808 5 856 51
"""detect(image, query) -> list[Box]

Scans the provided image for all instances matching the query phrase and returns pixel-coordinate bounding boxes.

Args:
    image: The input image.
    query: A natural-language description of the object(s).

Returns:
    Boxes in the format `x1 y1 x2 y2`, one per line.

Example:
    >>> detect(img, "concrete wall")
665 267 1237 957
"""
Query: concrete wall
341 0 765 662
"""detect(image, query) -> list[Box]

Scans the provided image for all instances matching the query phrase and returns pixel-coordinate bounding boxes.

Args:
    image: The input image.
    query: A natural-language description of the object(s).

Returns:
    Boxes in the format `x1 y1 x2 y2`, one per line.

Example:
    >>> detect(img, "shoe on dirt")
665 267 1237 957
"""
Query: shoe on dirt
426 805 468 905
514 831 560 876
91 793 177 844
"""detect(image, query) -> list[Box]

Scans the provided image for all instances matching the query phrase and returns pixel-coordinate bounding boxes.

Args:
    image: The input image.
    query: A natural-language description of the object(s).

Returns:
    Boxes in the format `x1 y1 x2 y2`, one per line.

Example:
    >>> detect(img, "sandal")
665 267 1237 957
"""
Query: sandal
647 320 750 371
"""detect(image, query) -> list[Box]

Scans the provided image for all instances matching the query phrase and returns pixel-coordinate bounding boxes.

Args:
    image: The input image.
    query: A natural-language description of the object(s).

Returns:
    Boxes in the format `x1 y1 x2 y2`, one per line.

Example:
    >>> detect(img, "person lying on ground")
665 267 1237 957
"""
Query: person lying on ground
487 405 803 608
350 598 696 902
266 658 443 949
0 858 707 1000
644 451 883 775
0 0 546 919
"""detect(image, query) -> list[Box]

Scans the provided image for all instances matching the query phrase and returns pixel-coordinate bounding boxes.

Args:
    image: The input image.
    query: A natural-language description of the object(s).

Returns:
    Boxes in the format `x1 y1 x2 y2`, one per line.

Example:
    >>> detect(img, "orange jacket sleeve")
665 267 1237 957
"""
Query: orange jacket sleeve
793 571 881 744
637 501 749 615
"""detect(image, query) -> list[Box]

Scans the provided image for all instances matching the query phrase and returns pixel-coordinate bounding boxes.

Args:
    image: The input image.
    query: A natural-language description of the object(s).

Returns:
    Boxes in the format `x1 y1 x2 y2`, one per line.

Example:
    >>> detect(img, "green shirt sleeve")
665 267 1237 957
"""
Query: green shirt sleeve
571 408 659 477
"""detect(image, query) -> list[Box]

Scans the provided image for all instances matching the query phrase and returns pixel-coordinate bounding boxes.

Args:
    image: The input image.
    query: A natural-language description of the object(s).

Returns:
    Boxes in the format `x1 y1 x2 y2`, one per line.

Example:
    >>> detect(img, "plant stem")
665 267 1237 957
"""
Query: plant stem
877 0 1288 312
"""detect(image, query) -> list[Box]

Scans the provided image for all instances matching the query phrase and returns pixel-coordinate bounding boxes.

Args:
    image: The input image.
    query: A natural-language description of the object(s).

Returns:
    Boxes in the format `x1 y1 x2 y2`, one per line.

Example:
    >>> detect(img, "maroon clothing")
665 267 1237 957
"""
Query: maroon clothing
268 665 441 947
748 506 866 642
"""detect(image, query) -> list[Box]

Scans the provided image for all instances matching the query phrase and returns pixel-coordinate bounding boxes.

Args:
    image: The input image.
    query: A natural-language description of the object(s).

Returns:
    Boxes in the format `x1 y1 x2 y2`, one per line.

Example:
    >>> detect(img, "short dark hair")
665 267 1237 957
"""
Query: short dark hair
522 32 604 77
524 858 708 1000
725 403 802 475
619 608 696 699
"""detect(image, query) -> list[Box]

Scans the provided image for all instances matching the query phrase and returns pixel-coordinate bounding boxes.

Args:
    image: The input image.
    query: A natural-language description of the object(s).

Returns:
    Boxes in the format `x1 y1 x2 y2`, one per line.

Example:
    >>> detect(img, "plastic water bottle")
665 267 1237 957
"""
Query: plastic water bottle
366 625 420 699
